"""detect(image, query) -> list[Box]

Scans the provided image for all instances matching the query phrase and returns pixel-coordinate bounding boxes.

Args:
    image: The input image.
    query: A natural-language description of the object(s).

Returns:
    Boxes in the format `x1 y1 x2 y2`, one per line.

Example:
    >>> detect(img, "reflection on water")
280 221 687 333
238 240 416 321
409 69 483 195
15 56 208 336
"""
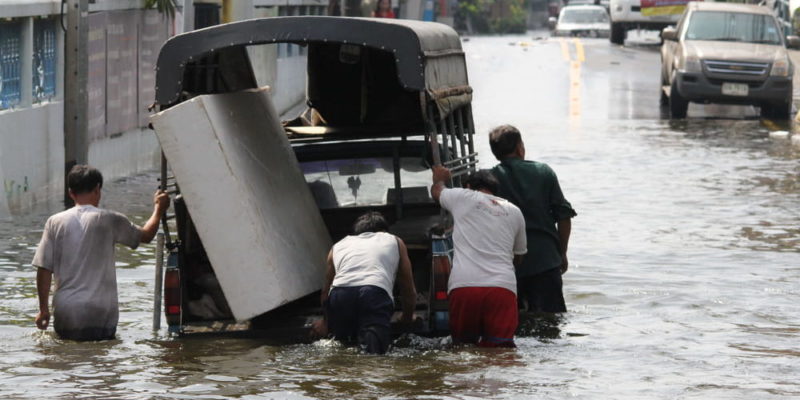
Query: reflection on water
1 35 800 399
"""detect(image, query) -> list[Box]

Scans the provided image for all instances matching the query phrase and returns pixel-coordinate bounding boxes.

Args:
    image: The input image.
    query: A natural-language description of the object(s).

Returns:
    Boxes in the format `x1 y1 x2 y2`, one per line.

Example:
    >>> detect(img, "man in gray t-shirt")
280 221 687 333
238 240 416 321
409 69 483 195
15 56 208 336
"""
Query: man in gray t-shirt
33 165 169 341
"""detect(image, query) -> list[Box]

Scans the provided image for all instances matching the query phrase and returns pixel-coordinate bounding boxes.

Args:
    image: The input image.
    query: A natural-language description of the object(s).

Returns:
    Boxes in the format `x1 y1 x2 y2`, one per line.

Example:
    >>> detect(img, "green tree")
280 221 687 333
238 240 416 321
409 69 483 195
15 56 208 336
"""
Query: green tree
490 0 527 33
457 0 528 34
793 7 800 36
145 0 178 19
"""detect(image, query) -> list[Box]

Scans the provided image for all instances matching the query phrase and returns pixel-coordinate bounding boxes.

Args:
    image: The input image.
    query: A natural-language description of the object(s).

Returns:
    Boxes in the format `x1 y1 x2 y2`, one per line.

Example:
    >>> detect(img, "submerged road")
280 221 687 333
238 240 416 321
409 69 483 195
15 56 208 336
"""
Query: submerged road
0 33 799 399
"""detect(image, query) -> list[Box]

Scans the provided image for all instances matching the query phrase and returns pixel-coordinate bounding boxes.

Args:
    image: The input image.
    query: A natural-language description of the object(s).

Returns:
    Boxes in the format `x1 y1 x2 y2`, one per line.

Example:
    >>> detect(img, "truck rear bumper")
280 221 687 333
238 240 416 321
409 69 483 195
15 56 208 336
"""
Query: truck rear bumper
613 21 674 31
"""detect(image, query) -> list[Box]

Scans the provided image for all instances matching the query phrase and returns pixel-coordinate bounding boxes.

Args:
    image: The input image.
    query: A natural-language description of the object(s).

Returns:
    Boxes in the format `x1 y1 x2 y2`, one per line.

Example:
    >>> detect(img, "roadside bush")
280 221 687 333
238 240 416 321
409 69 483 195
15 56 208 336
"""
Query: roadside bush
457 0 528 34
490 0 527 33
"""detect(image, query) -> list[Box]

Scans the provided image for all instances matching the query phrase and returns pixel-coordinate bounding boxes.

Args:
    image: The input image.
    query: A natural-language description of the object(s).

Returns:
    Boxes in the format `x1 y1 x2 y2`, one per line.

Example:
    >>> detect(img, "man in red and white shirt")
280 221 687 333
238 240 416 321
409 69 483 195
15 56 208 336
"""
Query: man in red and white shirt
431 166 527 347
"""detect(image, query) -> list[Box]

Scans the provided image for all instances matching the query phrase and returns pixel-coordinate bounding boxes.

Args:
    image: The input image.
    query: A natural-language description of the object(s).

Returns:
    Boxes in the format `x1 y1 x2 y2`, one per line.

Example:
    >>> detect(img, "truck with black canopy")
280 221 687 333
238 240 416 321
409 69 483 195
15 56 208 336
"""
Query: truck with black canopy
149 16 477 338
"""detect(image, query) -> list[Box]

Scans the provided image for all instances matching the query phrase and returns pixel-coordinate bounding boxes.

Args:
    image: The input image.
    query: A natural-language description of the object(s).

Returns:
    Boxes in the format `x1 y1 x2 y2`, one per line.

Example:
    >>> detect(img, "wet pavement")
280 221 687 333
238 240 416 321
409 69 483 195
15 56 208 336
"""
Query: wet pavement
1 32 799 399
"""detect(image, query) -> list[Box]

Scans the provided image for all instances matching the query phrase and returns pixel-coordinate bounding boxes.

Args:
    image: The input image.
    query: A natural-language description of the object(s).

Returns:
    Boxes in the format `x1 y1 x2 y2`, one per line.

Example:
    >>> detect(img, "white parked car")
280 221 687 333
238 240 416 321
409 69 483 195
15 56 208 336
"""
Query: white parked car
552 5 611 38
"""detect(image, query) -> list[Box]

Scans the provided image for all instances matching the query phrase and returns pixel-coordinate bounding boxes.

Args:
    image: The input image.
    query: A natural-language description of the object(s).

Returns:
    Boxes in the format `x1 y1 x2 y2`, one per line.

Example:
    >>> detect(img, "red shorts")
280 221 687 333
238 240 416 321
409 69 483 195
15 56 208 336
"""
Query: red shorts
448 287 518 348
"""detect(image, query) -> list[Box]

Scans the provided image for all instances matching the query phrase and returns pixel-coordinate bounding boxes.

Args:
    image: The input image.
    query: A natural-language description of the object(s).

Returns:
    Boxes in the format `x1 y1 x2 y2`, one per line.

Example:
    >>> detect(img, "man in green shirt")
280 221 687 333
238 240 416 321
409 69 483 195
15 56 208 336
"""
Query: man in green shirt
489 125 577 313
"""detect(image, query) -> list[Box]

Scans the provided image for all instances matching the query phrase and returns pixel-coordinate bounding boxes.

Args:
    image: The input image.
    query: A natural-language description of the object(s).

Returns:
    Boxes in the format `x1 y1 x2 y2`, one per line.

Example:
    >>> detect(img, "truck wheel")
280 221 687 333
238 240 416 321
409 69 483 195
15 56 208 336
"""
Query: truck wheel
660 88 669 106
669 78 688 118
610 23 625 45
659 68 669 106
761 102 791 120
760 104 773 118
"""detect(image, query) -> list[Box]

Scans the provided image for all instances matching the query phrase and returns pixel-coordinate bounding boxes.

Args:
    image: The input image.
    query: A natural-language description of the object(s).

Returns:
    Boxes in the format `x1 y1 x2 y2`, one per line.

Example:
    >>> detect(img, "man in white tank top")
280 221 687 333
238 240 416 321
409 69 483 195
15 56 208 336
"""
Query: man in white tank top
431 167 527 347
320 211 416 354
32 165 170 340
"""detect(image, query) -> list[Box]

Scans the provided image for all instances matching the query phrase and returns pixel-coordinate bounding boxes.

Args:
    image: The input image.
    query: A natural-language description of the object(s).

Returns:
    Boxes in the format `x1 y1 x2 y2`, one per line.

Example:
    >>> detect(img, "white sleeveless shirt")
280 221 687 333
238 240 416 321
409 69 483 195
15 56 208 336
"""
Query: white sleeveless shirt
331 231 400 300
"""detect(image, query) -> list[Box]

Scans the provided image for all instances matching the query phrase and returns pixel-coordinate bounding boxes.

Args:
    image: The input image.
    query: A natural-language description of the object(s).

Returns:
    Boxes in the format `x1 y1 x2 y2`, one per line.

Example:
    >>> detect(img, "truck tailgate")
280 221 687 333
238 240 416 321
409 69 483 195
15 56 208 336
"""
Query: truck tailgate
150 87 331 321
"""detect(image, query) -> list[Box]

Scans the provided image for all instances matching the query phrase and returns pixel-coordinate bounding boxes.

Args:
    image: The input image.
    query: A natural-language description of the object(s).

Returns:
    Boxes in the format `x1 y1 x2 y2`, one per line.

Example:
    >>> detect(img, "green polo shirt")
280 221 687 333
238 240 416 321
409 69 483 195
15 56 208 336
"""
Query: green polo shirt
491 158 577 277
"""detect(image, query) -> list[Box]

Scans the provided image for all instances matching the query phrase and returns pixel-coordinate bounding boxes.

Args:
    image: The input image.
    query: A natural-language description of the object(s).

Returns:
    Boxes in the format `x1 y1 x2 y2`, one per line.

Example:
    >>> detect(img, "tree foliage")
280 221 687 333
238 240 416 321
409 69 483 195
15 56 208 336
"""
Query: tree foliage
144 0 178 19
457 0 528 34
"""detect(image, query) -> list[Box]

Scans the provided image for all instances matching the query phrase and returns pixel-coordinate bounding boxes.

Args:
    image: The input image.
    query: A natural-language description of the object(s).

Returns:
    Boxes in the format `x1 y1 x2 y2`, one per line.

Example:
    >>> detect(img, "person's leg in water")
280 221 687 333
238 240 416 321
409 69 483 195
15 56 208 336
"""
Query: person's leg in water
519 269 567 313
327 286 360 344
477 287 517 348
355 285 394 354
448 287 483 345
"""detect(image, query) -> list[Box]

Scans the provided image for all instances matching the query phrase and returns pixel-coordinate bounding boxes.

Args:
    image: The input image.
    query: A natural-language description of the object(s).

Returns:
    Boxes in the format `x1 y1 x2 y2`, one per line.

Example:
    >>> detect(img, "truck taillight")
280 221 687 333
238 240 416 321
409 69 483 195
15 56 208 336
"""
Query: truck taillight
164 267 181 327
432 254 451 301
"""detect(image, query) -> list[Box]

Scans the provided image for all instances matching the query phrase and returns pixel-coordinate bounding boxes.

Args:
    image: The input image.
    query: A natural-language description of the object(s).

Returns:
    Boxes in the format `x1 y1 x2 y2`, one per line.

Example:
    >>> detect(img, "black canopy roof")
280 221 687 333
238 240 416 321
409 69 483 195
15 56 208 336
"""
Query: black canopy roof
154 16 471 117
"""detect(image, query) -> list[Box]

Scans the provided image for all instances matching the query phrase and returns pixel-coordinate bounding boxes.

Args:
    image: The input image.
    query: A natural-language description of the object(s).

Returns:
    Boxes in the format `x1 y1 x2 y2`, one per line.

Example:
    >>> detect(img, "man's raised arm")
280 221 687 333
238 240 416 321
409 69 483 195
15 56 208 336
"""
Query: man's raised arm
140 190 170 244
430 165 452 203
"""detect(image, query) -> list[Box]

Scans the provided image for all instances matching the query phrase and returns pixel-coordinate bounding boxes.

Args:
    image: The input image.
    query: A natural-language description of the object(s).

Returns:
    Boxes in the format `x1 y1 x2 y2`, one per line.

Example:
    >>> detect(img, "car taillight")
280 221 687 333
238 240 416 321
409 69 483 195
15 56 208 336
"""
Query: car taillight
164 267 181 327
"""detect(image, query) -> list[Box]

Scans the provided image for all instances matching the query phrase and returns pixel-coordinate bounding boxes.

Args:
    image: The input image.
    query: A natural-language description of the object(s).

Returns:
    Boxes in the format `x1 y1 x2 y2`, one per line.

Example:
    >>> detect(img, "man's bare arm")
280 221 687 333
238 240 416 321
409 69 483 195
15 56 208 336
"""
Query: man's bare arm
320 250 336 305
430 165 452 203
396 239 417 324
140 190 170 244
513 254 524 267
557 218 572 274
35 268 52 330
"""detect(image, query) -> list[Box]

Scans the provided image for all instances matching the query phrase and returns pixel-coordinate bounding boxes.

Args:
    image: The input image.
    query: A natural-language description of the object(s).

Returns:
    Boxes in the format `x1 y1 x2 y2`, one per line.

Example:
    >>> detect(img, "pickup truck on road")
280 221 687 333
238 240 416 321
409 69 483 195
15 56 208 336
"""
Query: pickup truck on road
149 17 476 339
660 2 800 119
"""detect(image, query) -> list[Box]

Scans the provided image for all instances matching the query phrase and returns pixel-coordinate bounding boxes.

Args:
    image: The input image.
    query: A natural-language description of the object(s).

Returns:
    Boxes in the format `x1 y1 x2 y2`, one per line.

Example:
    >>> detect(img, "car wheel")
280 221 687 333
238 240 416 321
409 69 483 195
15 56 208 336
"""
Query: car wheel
669 77 688 118
659 67 669 106
762 102 791 120
760 103 773 119
610 23 625 45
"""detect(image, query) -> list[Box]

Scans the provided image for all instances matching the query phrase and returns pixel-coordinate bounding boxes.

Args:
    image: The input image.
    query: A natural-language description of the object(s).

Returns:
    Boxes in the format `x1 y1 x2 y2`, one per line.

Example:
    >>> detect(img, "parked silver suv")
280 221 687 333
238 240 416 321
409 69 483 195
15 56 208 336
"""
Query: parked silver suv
661 2 800 119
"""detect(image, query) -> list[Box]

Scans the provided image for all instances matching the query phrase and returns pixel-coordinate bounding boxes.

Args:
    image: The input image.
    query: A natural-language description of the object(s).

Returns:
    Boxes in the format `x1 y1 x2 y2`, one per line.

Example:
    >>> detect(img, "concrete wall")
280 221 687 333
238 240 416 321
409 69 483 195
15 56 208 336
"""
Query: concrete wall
274 56 309 117
250 1 329 118
0 103 65 217
248 44 307 117
88 128 161 181
0 1 173 216
0 0 325 216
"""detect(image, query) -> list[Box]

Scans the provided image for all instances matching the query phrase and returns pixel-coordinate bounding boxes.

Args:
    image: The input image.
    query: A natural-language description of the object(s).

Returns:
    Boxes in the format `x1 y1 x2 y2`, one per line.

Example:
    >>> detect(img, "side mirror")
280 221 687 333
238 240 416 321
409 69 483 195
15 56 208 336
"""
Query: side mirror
787 35 800 50
548 17 557 31
662 26 677 41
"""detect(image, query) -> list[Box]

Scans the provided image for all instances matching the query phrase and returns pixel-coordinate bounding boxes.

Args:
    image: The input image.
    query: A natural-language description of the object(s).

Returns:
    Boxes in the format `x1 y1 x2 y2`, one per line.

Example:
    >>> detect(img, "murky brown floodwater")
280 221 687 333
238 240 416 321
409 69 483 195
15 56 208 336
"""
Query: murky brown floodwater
1 34 799 399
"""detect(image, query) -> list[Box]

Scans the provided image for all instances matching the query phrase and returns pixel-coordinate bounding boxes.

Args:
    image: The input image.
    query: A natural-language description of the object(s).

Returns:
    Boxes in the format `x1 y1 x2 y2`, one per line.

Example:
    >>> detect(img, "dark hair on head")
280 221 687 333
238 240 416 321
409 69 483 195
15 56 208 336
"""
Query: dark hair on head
489 125 522 160
67 165 103 195
464 169 499 195
353 211 389 234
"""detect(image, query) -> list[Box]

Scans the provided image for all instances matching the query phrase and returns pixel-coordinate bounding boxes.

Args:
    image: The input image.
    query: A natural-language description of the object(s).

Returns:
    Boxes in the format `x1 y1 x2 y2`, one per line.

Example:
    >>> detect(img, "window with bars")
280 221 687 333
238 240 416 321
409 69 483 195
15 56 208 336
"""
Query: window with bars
0 20 22 110
33 18 57 103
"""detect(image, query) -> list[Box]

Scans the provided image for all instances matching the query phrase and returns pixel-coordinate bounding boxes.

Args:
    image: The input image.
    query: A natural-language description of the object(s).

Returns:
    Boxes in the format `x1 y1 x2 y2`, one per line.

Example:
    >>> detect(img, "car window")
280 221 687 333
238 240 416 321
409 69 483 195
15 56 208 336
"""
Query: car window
302 157 432 209
684 11 781 45
560 9 609 24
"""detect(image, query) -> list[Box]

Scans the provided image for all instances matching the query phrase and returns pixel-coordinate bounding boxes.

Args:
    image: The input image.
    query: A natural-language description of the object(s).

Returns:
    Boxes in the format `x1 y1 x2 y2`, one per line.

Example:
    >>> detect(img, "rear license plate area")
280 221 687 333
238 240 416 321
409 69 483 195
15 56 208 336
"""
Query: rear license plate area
721 82 749 96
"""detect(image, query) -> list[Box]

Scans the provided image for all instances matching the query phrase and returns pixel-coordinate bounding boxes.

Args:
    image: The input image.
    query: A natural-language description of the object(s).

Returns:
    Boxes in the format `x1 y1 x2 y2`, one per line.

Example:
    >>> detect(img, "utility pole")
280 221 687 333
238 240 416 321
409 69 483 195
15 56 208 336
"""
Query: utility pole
222 0 254 23
64 0 89 208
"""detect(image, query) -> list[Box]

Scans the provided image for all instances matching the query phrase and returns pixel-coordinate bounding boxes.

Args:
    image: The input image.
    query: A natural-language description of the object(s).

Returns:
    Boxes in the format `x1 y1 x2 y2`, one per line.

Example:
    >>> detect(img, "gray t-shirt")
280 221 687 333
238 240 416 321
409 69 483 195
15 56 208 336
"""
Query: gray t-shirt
32 205 141 339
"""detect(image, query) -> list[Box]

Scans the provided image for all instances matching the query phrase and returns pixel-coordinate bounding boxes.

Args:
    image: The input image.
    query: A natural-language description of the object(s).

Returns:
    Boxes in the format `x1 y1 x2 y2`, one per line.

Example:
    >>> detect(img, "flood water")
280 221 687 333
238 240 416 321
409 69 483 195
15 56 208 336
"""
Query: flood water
1 34 799 399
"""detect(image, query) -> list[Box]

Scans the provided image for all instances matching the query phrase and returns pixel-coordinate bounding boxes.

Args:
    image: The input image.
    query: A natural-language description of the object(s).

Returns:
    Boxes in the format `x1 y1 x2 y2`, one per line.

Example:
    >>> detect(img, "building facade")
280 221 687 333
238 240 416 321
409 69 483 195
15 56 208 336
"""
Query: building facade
0 0 327 217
